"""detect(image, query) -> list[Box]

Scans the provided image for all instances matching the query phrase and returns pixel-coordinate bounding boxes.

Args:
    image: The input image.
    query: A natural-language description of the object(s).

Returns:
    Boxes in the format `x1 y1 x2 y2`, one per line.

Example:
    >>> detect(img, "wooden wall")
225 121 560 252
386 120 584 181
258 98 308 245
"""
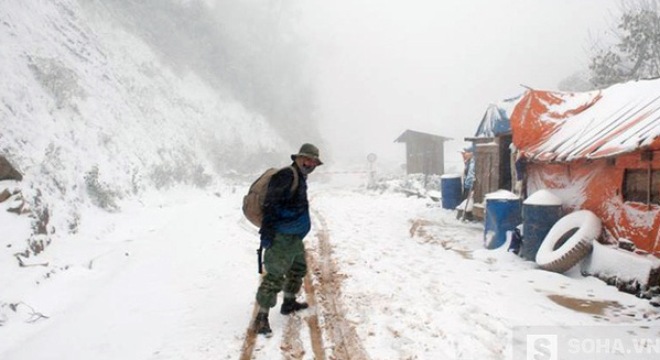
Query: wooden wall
405 138 445 175
472 134 513 203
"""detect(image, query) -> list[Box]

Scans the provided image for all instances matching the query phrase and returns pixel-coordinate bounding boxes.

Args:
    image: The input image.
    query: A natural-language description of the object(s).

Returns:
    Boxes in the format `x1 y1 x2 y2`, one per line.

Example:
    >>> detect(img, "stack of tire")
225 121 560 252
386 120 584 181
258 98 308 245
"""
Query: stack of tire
535 210 602 273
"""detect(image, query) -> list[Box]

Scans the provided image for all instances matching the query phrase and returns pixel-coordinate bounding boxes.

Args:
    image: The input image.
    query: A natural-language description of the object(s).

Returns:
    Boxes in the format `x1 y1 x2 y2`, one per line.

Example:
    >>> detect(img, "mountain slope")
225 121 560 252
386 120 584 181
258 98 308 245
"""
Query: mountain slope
0 0 287 247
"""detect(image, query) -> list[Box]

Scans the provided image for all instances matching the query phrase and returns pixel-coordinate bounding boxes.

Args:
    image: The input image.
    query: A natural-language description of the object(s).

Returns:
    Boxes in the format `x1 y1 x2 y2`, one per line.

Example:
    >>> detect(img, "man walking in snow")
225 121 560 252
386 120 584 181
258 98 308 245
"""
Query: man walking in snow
253 143 323 336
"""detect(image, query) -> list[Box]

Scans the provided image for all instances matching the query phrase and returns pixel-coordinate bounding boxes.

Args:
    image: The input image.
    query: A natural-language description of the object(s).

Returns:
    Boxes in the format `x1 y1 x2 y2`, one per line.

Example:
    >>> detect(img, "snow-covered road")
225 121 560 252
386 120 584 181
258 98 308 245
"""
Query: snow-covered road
1 180 659 359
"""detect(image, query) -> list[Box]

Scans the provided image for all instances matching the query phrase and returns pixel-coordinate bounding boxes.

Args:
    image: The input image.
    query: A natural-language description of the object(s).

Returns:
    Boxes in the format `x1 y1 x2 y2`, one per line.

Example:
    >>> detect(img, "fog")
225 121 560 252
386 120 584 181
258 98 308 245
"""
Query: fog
95 0 320 150
296 0 619 171
99 0 621 172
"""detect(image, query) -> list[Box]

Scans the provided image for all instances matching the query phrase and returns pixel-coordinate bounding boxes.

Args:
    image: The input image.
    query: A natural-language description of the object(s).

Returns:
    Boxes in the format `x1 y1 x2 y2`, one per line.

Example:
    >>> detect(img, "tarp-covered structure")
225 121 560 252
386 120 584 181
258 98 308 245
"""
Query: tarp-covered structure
474 95 522 138
510 78 660 256
467 95 523 209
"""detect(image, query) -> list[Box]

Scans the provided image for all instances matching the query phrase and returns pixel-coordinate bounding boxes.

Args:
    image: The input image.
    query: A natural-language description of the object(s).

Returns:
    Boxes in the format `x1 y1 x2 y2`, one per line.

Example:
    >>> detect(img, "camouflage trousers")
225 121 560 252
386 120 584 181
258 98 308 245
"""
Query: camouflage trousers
256 233 307 309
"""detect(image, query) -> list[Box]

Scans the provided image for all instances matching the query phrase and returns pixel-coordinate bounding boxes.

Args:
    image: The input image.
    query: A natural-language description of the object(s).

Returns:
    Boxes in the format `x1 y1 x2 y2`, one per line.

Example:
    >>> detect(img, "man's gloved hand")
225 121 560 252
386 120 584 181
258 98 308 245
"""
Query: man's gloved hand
260 228 275 249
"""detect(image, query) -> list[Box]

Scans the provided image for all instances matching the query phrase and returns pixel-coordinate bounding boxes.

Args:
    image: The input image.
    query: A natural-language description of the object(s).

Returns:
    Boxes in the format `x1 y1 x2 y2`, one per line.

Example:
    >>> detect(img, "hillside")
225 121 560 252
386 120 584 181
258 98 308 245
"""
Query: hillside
0 0 309 261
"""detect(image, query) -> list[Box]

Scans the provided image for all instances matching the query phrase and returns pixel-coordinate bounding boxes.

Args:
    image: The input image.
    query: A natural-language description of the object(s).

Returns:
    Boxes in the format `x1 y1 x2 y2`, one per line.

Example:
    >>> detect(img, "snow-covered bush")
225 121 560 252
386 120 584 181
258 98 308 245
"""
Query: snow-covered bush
371 173 443 198
84 165 121 211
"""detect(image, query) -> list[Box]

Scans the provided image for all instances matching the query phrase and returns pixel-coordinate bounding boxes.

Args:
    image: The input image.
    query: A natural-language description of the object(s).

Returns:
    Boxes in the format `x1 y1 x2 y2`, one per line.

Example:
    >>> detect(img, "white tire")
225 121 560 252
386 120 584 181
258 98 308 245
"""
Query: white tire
536 210 601 273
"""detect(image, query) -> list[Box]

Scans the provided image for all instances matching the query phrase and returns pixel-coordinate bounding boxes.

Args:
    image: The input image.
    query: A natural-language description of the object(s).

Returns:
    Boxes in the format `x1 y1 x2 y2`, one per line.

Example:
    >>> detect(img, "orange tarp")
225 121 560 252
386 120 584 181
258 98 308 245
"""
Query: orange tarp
511 90 601 160
526 156 660 255
511 80 660 256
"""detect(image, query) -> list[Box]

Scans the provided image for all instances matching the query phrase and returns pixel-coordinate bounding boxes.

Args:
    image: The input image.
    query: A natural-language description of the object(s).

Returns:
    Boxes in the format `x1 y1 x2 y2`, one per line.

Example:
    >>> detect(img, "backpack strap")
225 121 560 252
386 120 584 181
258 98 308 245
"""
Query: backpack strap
288 165 299 195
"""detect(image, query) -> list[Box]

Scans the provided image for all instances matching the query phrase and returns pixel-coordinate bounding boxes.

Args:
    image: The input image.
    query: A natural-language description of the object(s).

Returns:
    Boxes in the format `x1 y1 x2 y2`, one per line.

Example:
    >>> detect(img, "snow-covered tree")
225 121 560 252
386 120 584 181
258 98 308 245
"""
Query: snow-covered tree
589 0 660 88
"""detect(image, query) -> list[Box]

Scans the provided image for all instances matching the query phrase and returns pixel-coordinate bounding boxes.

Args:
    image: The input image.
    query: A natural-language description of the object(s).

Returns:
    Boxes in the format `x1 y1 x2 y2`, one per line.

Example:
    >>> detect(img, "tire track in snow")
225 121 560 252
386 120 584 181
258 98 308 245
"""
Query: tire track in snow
240 301 311 360
309 208 370 360
302 267 326 359
278 277 325 359
280 314 305 359
238 300 260 359
240 203 368 359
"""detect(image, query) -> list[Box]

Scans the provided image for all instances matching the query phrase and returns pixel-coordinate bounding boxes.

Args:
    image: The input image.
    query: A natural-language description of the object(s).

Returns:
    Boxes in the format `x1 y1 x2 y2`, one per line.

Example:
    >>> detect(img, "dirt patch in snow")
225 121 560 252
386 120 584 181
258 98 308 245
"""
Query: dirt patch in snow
547 294 623 315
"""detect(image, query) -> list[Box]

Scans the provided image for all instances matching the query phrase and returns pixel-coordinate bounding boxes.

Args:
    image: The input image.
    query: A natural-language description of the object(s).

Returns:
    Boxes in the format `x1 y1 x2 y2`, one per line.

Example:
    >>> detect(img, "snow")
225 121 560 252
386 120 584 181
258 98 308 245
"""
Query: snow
617 200 660 230
0 0 287 244
441 173 461 179
1 1 660 359
3 178 660 359
515 79 660 161
527 168 589 210
474 95 523 138
484 189 519 200
456 197 474 212
523 189 563 206
583 241 660 287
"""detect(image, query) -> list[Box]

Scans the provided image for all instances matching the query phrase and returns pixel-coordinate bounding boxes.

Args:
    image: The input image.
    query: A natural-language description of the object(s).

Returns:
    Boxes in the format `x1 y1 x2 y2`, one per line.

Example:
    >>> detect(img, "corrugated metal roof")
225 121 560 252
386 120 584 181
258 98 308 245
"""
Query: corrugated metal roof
511 78 660 162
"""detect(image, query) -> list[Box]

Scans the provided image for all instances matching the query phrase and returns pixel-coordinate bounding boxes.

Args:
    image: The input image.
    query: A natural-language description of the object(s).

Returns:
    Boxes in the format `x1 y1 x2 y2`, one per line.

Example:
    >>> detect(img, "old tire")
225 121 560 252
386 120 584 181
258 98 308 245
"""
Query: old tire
535 210 601 273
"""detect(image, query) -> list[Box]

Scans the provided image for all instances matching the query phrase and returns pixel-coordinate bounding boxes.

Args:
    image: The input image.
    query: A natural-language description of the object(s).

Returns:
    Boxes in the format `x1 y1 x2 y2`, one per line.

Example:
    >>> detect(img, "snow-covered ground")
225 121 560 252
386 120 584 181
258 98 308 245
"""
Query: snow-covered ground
4 1 658 358
1 173 658 359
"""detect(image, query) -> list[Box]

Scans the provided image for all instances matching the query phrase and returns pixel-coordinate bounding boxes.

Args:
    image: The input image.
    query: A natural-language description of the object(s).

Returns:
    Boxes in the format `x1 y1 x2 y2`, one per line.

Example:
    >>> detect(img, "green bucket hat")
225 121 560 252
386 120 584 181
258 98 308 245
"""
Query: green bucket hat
291 143 323 165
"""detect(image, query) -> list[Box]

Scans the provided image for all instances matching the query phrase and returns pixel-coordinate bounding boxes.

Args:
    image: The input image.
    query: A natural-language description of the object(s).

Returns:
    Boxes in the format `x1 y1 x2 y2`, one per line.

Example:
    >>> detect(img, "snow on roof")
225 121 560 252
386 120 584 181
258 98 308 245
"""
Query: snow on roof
474 95 523 138
394 129 452 143
511 79 660 162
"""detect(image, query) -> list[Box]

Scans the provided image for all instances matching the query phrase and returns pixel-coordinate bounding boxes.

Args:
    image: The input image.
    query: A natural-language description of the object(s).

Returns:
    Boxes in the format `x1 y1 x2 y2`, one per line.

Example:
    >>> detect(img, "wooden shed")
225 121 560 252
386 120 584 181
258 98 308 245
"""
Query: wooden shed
394 130 451 175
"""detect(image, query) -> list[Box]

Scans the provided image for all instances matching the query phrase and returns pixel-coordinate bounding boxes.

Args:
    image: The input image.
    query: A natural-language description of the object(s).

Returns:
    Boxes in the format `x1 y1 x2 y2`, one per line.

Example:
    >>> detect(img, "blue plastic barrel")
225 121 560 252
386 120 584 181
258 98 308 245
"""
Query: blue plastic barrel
484 190 522 249
440 174 462 210
520 190 563 261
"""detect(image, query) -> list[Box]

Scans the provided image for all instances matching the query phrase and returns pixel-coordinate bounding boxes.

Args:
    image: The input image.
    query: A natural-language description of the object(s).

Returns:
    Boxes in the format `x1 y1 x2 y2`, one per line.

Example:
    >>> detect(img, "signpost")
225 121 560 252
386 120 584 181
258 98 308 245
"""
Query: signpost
367 153 377 188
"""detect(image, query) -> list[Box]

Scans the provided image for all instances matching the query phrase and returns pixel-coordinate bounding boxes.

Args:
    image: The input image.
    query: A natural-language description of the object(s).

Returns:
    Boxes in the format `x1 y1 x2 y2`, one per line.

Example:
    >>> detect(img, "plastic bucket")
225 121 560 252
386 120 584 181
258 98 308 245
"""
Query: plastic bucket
520 190 563 261
484 190 522 249
521 204 563 261
440 174 462 210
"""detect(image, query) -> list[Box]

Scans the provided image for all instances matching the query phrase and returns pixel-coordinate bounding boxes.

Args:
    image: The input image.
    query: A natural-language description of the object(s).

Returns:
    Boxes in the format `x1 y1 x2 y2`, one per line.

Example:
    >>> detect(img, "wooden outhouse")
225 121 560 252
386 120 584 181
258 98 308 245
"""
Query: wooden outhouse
394 130 451 176
465 96 522 216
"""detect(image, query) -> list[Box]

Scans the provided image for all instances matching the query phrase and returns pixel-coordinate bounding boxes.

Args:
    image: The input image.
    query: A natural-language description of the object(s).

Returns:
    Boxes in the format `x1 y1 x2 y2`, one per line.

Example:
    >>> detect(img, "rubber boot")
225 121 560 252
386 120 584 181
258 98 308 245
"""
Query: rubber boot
280 298 309 315
253 312 272 337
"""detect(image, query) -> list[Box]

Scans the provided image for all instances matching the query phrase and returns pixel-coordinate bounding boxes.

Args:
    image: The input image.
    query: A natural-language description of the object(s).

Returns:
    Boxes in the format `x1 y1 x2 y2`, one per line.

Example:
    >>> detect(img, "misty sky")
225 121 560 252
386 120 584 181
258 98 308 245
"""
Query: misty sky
296 0 620 171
